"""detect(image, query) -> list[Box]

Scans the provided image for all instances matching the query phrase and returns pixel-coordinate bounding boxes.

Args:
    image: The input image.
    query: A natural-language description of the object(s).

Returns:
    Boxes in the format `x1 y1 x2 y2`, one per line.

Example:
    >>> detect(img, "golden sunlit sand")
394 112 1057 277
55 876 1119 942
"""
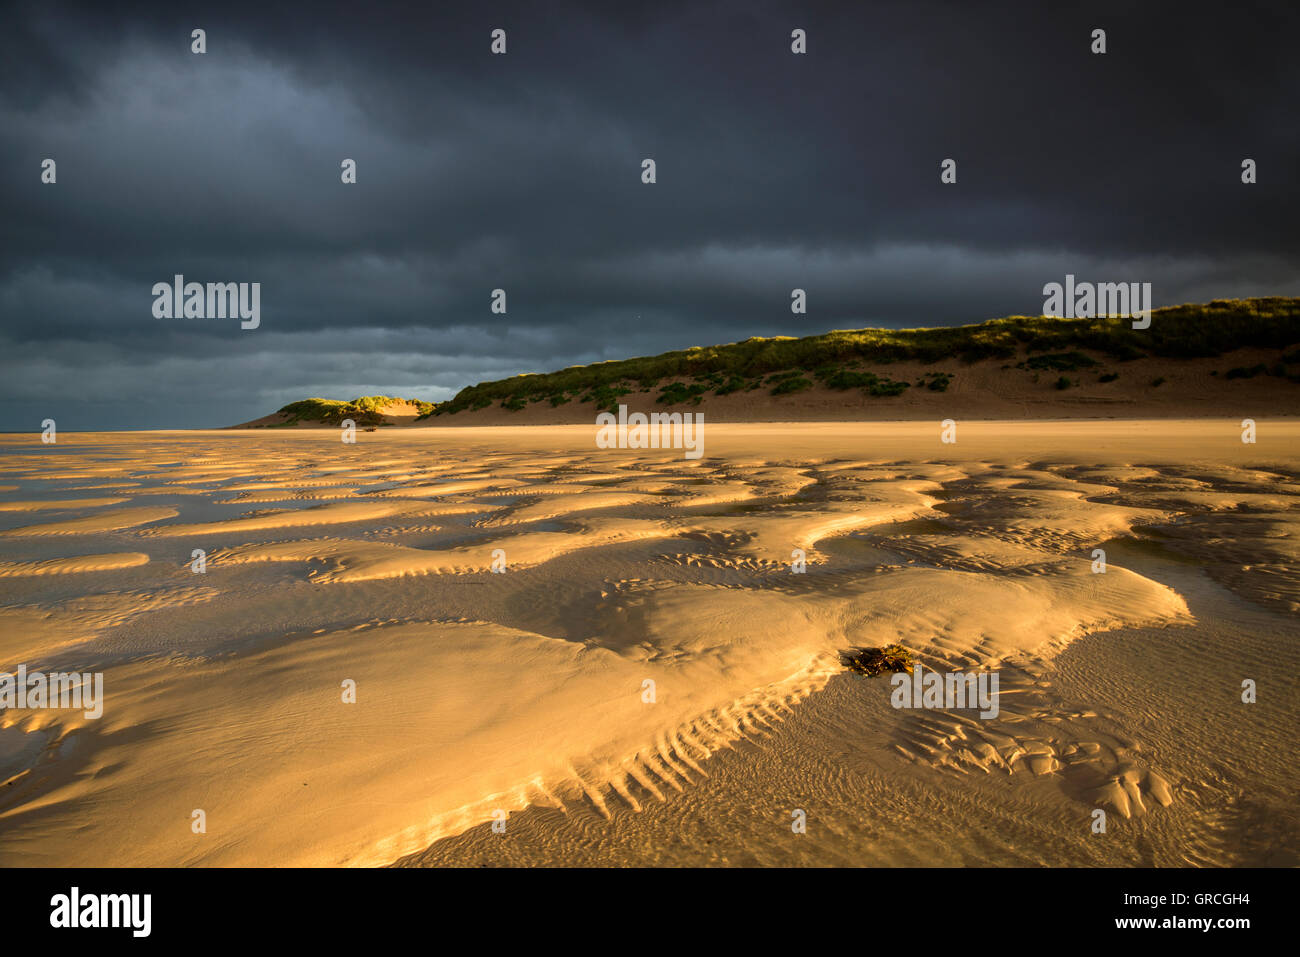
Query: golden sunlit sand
0 420 1296 866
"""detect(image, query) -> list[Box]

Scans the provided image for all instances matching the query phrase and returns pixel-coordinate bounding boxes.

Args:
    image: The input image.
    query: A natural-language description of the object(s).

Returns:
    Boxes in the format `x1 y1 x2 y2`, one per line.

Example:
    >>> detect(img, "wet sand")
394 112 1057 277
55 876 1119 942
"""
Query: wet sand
0 420 1295 866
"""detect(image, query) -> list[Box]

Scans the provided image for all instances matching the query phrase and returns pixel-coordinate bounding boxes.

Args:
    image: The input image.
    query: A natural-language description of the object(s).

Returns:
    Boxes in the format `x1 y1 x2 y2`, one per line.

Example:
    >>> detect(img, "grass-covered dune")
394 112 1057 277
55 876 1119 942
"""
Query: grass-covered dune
270 396 436 428
236 298 1300 426
424 297 1300 417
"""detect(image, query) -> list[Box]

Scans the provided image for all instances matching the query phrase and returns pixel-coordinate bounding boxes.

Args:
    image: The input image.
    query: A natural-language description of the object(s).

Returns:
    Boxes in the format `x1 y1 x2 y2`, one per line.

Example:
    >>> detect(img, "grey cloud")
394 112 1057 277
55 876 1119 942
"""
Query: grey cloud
2 0 1297 429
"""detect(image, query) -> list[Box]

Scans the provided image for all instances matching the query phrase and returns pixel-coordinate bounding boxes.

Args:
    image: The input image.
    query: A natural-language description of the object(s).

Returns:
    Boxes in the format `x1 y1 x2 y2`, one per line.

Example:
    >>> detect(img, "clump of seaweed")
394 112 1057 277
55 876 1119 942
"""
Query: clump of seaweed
839 644 914 678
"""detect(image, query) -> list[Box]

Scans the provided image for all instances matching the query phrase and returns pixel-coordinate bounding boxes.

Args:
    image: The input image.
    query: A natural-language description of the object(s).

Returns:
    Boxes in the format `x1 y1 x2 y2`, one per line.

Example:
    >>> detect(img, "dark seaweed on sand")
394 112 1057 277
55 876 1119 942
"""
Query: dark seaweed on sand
840 644 914 677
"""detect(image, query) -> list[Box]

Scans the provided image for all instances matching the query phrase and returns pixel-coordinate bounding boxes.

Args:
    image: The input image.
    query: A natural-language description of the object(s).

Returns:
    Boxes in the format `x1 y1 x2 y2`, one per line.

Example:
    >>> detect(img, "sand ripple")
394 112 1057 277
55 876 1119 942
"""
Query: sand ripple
0 423 1295 866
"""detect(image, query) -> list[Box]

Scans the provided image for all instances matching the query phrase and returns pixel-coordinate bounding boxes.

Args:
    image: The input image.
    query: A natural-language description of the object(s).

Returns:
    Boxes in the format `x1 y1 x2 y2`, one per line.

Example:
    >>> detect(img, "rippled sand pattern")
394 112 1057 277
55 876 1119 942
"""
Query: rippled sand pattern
0 423 1295 866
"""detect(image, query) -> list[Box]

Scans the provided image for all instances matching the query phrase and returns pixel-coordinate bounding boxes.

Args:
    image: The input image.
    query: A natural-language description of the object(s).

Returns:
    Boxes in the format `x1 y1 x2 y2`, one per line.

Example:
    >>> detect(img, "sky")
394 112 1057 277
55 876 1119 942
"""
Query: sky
2 0 1298 429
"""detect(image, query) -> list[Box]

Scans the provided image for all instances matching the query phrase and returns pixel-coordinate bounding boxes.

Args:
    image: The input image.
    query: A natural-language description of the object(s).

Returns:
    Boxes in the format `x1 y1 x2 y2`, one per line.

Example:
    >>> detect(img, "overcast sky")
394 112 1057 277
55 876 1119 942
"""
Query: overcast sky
3 0 1298 429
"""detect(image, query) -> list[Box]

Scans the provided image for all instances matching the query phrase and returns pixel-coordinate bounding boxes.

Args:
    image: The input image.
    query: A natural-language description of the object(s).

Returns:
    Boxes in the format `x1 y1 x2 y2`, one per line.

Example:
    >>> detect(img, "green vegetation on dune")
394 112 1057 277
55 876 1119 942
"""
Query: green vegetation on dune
820 367 910 395
1020 351 1097 372
275 395 435 427
417 298 1300 416
770 376 813 396
657 381 709 405
349 395 436 415
1223 362 1300 383
261 299 1300 424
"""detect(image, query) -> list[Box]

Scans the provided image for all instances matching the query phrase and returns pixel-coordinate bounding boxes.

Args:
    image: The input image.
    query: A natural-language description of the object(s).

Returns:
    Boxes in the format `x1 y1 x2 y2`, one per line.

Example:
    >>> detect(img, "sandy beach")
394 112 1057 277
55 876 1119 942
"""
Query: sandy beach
0 420 1295 866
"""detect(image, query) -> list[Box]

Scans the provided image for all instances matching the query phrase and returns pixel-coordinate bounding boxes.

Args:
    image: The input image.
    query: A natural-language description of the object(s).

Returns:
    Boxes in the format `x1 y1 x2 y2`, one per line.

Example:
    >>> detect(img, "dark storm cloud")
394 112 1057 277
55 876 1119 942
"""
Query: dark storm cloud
1 0 1297 428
